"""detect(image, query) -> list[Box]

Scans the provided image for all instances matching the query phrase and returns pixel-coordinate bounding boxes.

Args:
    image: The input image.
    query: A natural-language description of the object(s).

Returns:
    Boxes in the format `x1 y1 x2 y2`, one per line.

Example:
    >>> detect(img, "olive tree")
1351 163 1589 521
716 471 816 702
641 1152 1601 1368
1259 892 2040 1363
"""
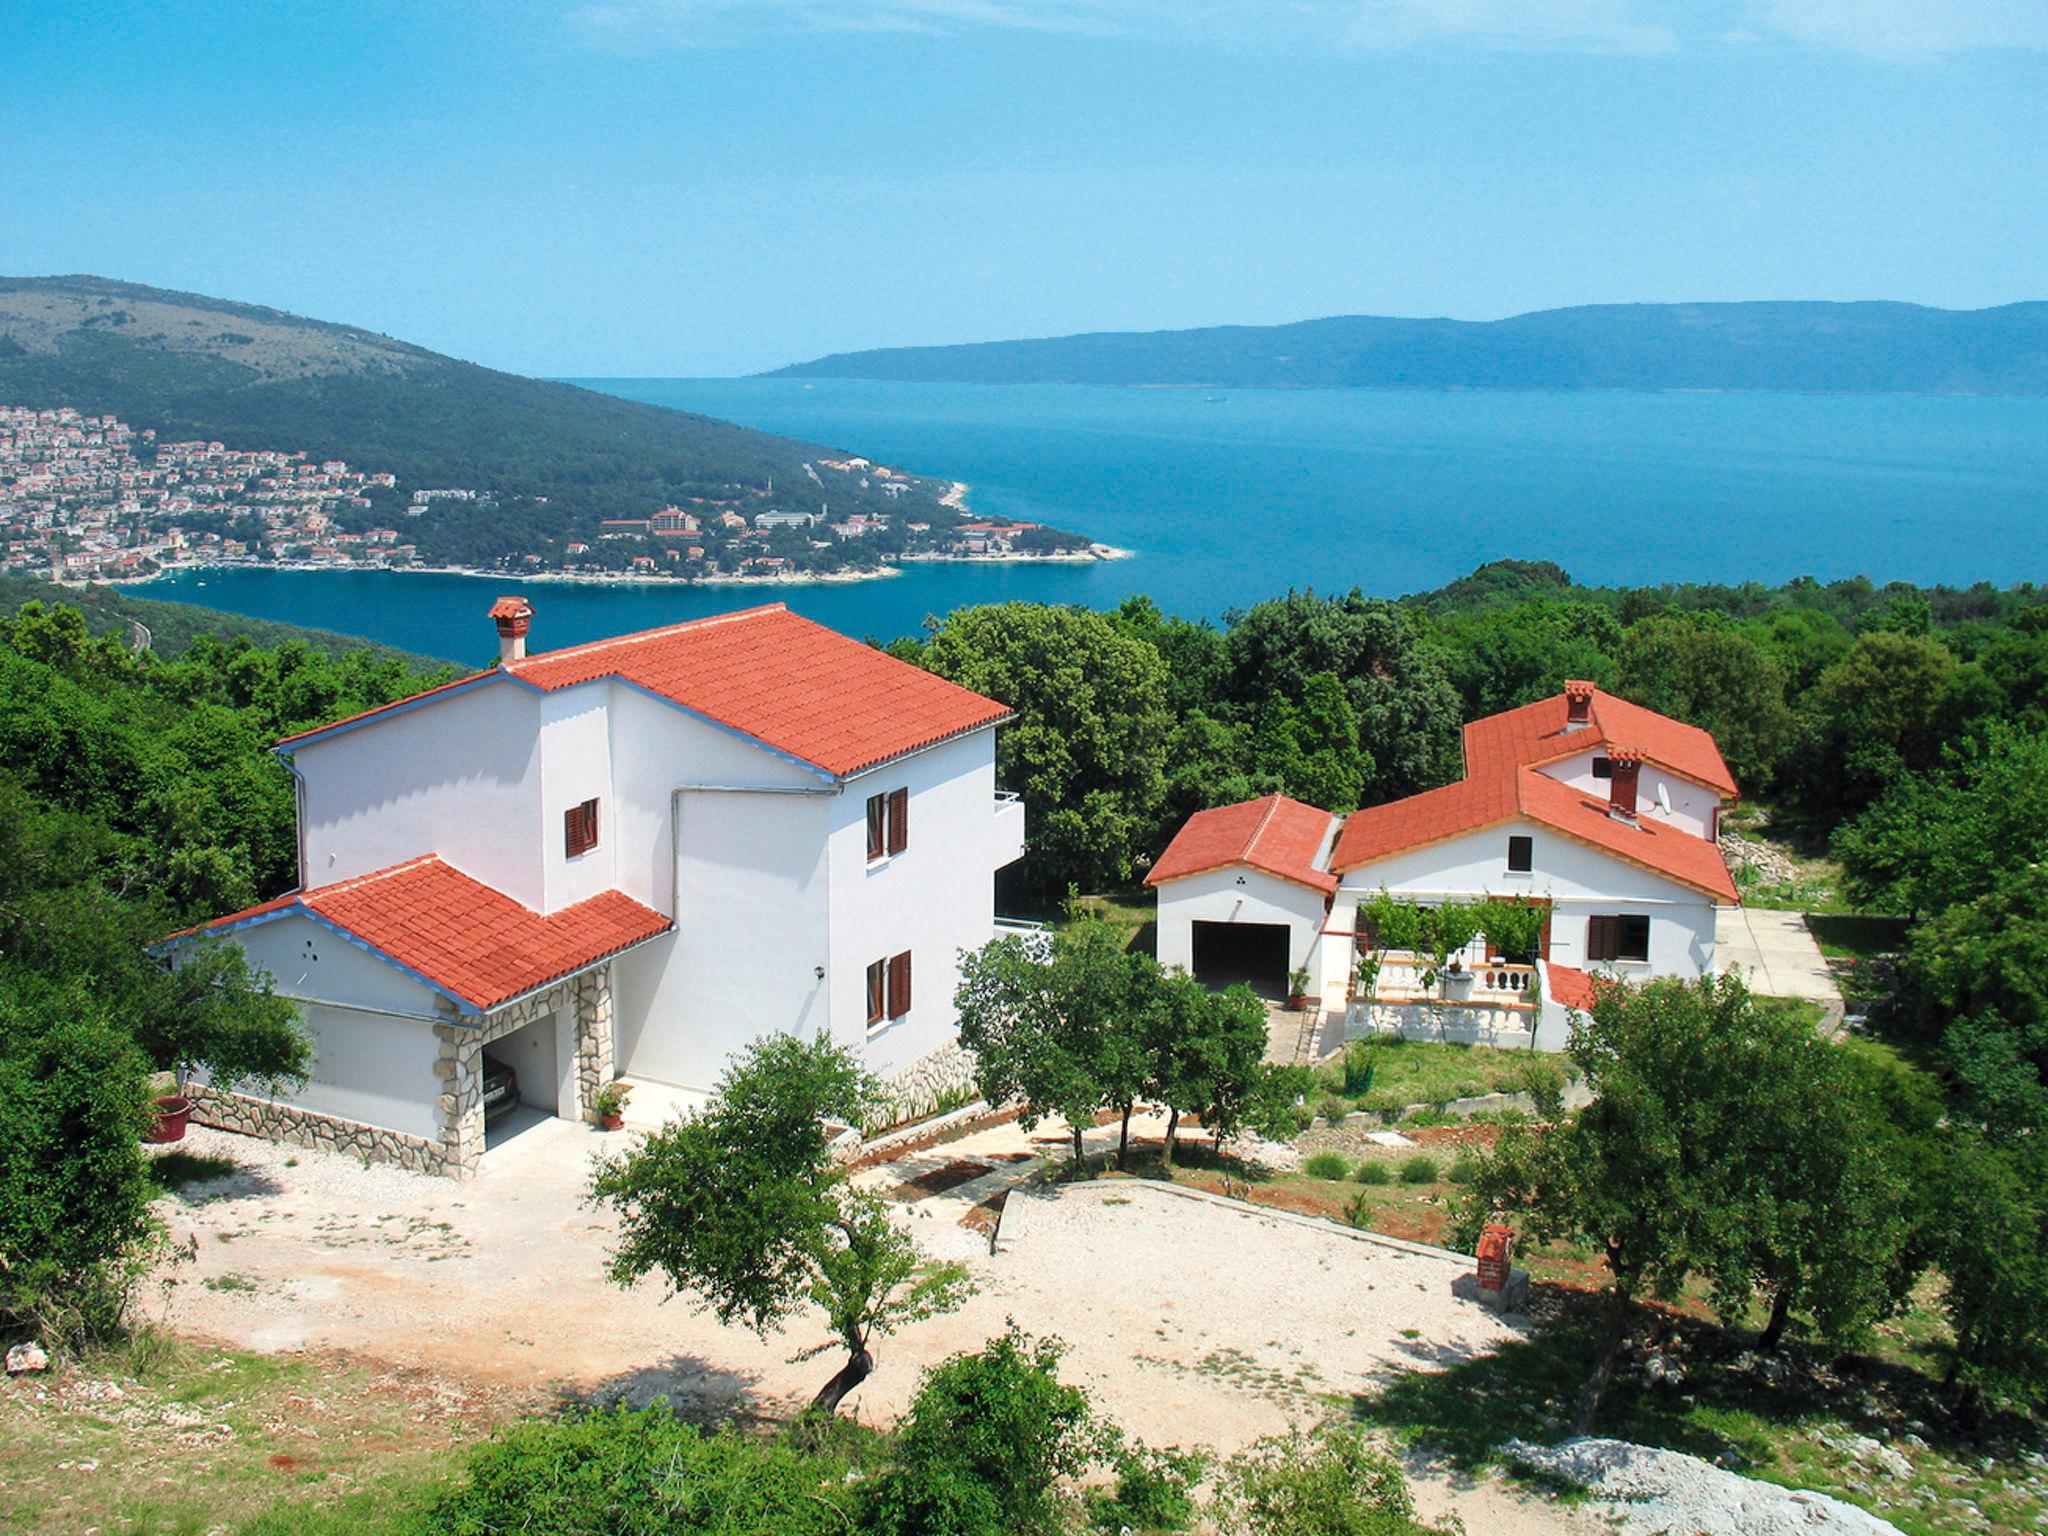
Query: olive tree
590 1034 969 1412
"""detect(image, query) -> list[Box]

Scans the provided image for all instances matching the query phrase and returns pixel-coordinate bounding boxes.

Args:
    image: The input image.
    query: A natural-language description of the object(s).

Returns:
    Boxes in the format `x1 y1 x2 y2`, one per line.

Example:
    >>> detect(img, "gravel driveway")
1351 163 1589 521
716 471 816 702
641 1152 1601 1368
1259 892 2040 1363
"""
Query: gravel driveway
152 1121 1592 1533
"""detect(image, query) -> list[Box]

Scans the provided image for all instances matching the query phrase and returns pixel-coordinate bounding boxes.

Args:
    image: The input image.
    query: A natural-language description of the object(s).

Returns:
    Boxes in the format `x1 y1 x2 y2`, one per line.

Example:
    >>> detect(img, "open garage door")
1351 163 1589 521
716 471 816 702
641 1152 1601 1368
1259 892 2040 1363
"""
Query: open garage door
1190 920 1292 999
481 1010 573 1153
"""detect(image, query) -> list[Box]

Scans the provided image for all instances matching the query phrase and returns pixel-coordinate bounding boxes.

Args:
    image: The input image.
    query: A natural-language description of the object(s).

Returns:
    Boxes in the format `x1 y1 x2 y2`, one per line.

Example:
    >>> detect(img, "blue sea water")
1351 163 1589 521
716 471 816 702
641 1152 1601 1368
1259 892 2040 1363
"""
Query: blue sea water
134 381 2048 662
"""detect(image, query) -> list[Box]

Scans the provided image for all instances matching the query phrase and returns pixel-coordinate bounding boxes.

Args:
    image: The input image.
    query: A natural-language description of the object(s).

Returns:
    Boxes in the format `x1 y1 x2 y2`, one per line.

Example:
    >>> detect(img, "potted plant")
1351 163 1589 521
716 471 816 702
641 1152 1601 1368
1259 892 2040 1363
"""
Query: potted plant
145 1089 192 1144
1439 960 1477 1003
1287 966 1314 1011
593 1080 631 1131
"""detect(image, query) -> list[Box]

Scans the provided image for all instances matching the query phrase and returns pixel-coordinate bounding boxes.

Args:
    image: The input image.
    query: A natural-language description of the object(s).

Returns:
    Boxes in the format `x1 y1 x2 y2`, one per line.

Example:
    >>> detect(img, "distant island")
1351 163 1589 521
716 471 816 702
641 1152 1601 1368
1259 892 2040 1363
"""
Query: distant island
0 275 1107 586
767 300 2048 395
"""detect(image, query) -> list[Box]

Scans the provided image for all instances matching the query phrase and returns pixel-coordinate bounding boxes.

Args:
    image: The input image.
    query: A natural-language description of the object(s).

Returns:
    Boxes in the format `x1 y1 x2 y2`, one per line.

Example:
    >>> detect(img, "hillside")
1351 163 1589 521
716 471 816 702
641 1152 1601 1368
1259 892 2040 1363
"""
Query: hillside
767 300 2048 393
0 275 1030 577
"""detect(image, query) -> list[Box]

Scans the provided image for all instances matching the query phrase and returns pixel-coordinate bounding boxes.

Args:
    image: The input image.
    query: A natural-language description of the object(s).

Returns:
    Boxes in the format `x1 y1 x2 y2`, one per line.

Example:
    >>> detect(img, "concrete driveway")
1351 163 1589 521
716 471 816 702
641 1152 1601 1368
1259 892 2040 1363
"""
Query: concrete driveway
1714 907 1842 1009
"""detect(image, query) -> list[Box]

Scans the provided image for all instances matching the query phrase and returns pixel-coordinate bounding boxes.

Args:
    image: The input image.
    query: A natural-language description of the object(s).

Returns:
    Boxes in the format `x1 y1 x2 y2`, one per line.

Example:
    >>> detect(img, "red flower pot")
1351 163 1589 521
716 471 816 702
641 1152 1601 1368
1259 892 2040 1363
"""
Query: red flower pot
600 1112 625 1131
146 1094 192 1144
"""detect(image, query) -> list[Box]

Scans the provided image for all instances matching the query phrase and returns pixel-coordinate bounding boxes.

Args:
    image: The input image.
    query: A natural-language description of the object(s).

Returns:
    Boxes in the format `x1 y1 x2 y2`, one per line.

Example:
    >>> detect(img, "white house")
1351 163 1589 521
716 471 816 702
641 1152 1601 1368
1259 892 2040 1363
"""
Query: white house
168 599 1027 1174
1147 682 1740 1050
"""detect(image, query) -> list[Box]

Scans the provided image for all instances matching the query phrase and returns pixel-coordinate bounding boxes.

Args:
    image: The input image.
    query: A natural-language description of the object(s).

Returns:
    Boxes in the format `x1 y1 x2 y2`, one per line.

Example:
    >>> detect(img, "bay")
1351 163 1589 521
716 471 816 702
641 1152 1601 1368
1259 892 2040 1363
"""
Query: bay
133 381 2048 661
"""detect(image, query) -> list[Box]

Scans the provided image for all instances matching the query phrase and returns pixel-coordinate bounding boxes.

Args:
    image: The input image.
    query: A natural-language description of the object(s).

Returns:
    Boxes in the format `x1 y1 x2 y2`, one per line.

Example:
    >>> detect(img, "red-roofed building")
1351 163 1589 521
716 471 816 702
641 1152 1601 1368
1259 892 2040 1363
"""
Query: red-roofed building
1147 682 1739 1051
164 601 1027 1175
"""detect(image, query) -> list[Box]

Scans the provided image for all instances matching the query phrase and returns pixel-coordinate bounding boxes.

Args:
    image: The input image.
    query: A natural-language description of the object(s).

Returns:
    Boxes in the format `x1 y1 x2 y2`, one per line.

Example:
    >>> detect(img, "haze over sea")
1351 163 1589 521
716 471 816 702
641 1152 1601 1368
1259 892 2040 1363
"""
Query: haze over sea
137 381 2048 663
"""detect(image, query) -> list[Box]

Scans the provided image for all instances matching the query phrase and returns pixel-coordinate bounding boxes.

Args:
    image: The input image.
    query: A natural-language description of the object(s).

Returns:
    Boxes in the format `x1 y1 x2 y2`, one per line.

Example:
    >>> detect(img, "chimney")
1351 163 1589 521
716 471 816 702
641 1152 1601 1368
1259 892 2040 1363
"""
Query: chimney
1564 679 1596 730
1607 748 1642 822
490 596 534 664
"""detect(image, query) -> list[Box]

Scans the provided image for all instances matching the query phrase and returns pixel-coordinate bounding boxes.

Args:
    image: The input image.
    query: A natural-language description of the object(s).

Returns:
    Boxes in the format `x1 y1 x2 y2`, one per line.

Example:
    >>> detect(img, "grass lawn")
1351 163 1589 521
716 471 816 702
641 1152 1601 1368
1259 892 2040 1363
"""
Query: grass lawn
0 1337 495 1536
1318 1037 1568 1117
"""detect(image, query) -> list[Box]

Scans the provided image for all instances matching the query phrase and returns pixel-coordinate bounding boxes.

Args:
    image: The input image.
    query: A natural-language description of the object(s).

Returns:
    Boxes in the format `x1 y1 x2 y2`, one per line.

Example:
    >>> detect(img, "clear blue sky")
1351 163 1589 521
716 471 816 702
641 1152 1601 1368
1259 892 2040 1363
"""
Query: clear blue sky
3 1 2043 376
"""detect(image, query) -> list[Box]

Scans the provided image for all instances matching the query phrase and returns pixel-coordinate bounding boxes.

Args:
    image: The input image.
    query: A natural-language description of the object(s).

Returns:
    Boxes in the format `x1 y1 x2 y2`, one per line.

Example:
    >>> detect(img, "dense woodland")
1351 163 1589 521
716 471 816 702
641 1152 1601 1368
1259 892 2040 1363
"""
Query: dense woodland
4 557 2048 1440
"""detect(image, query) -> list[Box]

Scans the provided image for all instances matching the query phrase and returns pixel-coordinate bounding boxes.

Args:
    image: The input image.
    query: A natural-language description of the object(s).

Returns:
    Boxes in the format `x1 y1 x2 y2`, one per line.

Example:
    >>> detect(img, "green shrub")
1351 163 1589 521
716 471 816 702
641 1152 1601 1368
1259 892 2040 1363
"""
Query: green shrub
418 1406 854 1536
1399 1155 1440 1185
1302 1152 1351 1182
1341 1042 1376 1097
1354 1161 1393 1186
1313 1093 1350 1124
1215 1421 1458 1535
1509 1058 1566 1119
1090 1445 1206 1534
1446 1155 1481 1186
862 1327 1102 1536
0 1002 163 1348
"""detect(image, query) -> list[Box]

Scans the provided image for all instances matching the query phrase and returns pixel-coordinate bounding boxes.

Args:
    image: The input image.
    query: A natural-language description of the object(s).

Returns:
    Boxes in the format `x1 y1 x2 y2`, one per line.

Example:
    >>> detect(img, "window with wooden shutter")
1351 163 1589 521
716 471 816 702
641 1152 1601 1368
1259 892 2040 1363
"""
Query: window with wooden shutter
887 951 912 1018
886 787 909 855
565 798 600 857
1586 915 1619 962
1507 834 1533 873
866 959 886 1026
866 793 887 860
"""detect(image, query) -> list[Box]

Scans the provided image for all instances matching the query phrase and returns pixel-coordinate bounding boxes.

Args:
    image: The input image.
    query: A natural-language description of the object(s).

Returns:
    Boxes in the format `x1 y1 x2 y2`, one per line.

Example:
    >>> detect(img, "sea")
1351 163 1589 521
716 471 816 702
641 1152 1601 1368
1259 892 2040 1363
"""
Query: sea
134 381 2048 662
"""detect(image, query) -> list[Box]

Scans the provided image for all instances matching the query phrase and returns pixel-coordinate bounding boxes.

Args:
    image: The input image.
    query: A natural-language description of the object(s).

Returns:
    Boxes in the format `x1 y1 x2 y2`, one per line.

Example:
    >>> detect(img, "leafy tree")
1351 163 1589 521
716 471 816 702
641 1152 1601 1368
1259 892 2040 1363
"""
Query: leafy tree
1423 598 1620 717
862 1327 1105 1536
1214 1421 1459 1536
919 604 1172 898
1903 865 2048 1134
954 919 1155 1163
1787 629 1987 821
1926 1129 2048 1416
1835 725 2048 918
1464 975 1911 1430
590 1035 970 1412
1145 974 1286 1167
1615 612 1794 791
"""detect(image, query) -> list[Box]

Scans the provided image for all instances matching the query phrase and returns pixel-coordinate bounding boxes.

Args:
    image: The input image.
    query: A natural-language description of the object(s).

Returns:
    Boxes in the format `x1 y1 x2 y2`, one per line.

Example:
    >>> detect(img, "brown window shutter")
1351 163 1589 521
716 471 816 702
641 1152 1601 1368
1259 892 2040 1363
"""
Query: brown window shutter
866 960 886 1025
888 951 912 1017
887 788 909 855
586 798 599 847
1588 916 1618 962
565 804 583 857
866 794 886 860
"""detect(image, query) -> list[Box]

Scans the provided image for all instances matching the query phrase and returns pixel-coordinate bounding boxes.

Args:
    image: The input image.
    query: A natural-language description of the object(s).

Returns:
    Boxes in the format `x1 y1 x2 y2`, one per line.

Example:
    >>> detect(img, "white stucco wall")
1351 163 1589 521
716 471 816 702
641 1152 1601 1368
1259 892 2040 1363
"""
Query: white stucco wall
1153 866 1333 989
829 727 1010 1079
291 677 546 908
1336 818 1721 979
211 1000 443 1141
233 909 454 1018
1538 749 1725 840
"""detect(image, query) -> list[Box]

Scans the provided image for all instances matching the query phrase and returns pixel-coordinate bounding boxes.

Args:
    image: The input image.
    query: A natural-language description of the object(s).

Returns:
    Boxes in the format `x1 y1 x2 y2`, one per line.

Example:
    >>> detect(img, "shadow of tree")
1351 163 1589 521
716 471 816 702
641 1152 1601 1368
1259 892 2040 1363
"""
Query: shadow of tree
553 1354 765 1427
1348 1285 2003 1477
147 1149 286 1203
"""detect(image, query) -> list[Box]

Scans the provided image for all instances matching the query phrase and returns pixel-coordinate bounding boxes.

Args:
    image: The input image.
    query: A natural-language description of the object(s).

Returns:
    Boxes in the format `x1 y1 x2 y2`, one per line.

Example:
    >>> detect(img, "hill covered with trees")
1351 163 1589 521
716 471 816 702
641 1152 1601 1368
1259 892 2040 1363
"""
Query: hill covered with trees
770 300 2048 393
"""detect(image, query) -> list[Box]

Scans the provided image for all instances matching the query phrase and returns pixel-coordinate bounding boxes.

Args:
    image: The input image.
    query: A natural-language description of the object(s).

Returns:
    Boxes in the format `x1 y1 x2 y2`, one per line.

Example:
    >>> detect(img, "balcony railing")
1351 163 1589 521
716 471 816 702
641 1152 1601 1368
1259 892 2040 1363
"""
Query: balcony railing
1357 954 1540 1011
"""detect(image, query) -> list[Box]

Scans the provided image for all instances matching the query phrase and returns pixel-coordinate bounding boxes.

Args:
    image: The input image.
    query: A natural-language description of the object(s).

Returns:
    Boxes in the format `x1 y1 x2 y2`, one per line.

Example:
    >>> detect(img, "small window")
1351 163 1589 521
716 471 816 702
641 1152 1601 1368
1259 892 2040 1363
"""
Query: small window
866 787 909 860
1591 757 1613 780
1618 915 1650 961
866 959 886 1026
1587 914 1651 963
887 951 912 1018
564 798 600 857
1506 835 1533 873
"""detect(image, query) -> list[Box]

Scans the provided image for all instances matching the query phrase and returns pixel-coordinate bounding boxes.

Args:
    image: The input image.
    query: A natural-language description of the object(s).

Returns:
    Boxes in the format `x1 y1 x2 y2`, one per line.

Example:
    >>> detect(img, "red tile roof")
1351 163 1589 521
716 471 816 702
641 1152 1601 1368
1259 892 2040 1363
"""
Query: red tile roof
1545 962 1600 1014
1153 685 1741 903
1462 688 1738 797
279 605 1014 778
1144 793 1338 895
177 856 671 1013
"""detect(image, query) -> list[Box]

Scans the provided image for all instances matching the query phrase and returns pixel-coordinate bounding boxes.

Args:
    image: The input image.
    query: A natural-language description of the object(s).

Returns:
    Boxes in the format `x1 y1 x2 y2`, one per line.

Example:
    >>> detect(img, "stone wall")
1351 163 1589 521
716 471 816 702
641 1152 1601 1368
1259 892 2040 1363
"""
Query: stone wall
870 1040 981 1132
1345 1000 1538 1050
187 1083 453 1174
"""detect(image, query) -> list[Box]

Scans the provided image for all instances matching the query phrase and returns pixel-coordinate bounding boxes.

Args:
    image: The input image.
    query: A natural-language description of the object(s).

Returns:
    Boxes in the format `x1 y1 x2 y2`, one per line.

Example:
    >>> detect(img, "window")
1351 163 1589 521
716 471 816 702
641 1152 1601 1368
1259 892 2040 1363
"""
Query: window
866 959 887 1026
1591 757 1613 780
564 798 600 857
1586 914 1651 963
887 951 912 1018
866 787 910 860
1506 834 1533 873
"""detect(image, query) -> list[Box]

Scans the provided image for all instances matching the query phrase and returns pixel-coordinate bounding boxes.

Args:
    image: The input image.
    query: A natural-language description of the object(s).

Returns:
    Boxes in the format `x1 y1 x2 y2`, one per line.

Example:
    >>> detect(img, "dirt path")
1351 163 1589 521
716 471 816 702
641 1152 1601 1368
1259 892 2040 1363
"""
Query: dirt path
152 1123 1594 1533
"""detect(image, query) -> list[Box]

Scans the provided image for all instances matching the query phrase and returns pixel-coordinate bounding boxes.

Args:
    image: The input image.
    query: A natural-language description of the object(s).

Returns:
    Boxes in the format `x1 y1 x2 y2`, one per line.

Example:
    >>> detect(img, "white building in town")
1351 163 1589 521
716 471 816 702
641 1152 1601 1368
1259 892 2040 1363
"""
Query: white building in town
169 599 1026 1174
1146 682 1740 1050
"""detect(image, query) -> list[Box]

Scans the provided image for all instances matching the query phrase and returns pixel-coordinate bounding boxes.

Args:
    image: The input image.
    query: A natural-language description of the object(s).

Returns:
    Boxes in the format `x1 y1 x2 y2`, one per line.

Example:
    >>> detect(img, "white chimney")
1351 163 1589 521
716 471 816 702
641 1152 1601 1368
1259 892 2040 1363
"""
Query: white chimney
490 596 534 664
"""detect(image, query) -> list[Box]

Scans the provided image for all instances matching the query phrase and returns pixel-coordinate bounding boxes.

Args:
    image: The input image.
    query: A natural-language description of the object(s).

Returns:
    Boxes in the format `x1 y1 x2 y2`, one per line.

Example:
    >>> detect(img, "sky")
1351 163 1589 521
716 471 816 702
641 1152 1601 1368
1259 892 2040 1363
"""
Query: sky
3 0 2044 376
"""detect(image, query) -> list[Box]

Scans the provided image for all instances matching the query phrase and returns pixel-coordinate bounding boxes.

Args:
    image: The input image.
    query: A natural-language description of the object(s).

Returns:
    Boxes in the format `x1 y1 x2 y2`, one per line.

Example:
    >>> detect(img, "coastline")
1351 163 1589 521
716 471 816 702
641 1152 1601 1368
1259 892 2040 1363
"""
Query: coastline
87 542 1132 593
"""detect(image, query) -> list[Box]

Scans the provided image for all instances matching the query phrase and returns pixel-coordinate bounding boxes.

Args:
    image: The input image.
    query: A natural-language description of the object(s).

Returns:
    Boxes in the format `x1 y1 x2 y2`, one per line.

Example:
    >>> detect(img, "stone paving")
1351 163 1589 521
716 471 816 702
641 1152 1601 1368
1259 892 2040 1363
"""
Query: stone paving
1713 907 1844 1012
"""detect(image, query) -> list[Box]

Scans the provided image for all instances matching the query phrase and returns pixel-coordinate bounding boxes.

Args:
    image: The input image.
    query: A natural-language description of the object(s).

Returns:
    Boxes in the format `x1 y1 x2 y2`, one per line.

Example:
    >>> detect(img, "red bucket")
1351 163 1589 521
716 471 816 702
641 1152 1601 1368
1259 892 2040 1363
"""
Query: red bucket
145 1094 192 1144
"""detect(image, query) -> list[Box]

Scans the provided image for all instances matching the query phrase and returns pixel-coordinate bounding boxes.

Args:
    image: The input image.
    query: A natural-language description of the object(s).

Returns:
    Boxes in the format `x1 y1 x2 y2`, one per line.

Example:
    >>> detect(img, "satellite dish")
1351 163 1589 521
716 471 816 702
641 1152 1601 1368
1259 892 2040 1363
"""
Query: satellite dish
1655 782 1672 814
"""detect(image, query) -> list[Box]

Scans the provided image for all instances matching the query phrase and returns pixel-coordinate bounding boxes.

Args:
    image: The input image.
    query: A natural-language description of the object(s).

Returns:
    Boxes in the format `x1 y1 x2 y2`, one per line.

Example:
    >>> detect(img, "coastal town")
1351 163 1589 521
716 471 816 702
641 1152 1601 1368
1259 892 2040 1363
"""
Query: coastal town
0 404 1109 586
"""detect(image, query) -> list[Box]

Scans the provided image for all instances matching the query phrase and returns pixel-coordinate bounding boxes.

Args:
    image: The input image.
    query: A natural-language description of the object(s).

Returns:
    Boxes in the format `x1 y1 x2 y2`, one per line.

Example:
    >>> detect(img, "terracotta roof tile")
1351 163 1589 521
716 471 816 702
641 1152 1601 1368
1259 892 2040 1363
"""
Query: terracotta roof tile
1545 962 1600 1013
178 857 671 1013
1462 689 1737 797
280 605 1013 778
1144 793 1338 894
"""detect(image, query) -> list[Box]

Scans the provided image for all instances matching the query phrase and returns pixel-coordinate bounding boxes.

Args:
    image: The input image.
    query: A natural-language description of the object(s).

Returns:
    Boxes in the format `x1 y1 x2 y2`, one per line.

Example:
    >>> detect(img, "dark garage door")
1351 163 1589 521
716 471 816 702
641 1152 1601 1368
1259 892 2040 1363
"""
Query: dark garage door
1190 921 1292 998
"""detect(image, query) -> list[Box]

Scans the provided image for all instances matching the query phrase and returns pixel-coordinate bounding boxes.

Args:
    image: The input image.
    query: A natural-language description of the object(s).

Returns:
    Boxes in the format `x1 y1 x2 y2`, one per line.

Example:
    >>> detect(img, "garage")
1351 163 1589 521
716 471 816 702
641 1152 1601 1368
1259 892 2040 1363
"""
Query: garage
479 1009 575 1152
1190 920 1293 998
